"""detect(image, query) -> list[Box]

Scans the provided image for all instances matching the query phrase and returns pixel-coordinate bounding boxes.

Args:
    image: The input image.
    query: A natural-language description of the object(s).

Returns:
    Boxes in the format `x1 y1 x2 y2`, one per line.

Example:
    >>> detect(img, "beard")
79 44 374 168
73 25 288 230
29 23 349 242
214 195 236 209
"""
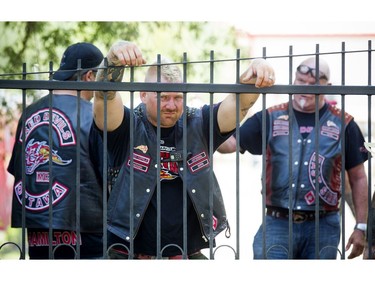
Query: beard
298 98 306 109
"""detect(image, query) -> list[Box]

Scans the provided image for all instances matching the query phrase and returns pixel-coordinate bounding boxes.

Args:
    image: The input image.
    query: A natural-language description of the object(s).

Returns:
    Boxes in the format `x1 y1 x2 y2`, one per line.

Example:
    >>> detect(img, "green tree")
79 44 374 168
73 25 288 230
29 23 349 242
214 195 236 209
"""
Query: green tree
0 21 239 121
0 21 237 77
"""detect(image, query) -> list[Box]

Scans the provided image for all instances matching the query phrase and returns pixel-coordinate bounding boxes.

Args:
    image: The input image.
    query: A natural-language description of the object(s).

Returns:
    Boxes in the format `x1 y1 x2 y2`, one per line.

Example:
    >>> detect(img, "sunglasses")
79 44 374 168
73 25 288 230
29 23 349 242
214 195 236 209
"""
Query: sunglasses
297 65 328 80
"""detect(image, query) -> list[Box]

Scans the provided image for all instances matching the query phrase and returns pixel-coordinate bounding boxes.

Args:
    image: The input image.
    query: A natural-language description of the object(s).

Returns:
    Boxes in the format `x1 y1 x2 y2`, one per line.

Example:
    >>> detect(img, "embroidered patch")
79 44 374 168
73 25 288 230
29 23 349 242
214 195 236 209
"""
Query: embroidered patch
127 152 150 173
305 190 315 205
28 230 81 246
25 139 72 175
277 114 289 121
308 152 338 206
187 152 209 173
272 119 289 137
20 108 75 146
321 120 340 140
14 181 68 211
134 145 148 153
36 171 49 183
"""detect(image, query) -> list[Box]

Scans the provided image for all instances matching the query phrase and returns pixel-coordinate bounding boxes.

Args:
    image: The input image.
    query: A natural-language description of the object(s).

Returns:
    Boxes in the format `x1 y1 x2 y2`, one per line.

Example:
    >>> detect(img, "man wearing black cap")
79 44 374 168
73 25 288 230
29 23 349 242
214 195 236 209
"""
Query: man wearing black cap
8 42 106 259
218 56 368 259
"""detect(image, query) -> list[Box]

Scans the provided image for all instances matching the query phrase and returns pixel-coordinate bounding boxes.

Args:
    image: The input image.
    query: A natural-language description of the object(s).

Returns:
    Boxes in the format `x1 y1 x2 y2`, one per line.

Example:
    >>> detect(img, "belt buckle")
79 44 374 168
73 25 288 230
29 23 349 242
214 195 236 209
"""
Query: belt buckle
292 212 307 223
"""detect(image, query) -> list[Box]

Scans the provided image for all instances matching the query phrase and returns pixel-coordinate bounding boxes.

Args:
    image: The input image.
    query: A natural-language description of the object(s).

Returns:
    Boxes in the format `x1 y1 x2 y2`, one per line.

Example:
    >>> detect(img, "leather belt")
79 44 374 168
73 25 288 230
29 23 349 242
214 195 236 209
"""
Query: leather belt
266 207 334 223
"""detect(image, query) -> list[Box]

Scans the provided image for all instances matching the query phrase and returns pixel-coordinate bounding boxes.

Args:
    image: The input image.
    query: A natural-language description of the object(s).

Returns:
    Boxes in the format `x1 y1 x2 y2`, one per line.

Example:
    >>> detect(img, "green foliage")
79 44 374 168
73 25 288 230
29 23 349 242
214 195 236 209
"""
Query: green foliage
0 21 237 76
0 228 23 260
0 21 238 121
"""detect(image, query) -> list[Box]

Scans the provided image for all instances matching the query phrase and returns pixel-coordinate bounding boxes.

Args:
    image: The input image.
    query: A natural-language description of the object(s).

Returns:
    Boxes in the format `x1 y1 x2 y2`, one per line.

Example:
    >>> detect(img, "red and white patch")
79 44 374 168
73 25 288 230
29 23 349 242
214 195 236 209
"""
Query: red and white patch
187 152 209 173
20 108 75 146
308 152 338 206
304 190 315 205
127 152 150 173
14 181 68 212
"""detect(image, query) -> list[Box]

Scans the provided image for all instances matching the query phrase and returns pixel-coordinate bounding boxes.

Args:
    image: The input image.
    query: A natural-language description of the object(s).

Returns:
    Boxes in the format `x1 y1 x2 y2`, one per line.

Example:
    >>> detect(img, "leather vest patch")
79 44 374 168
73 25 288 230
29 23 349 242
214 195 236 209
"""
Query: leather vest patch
187 151 209 173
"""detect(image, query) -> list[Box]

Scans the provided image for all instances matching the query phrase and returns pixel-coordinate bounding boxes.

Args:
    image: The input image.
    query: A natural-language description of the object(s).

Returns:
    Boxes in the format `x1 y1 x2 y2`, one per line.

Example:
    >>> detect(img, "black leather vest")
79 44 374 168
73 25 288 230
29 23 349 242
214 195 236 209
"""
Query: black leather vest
9 94 103 232
265 102 352 211
107 104 228 241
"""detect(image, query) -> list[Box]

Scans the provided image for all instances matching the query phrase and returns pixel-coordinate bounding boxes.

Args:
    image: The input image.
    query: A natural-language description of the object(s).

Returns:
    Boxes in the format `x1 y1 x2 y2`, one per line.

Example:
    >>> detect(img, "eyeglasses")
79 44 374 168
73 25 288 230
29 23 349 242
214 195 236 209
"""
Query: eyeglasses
297 65 328 80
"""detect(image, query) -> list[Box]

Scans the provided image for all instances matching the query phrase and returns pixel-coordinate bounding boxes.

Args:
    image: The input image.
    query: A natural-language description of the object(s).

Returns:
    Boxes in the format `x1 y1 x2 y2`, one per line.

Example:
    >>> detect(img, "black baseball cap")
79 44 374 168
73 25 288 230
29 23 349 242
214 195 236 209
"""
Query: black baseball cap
53 42 104 81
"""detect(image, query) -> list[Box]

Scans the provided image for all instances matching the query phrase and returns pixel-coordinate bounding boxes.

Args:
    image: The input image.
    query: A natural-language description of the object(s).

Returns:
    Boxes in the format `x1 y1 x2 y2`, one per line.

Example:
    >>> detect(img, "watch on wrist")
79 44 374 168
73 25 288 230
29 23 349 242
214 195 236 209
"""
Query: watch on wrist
354 223 367 232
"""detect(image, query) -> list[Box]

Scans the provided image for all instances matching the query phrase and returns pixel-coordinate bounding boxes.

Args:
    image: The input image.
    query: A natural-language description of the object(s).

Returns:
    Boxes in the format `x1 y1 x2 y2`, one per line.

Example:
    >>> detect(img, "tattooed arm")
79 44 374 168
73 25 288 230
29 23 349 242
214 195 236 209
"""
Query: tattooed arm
217 58 275 134
94 40 146 131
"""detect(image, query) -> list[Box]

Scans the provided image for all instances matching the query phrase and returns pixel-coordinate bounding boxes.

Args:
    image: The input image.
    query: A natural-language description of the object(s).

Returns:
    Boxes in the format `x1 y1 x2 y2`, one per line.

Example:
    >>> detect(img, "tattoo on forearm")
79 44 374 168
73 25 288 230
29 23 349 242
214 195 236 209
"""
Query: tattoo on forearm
107 66 125 82
95 63 125 100
97 66 124 83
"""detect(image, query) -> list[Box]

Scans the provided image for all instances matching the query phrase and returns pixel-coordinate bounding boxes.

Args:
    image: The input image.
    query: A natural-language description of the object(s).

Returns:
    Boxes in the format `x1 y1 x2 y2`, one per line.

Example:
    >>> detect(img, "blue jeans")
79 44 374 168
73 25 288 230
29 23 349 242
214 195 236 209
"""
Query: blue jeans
253 212 341 259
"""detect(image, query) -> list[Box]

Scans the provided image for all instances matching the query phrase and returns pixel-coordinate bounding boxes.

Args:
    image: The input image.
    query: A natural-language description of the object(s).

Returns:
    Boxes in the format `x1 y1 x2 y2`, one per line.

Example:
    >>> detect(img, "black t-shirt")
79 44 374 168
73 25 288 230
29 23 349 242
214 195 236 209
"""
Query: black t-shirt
238 103 368 170
130 126 205 256
105 104 229 256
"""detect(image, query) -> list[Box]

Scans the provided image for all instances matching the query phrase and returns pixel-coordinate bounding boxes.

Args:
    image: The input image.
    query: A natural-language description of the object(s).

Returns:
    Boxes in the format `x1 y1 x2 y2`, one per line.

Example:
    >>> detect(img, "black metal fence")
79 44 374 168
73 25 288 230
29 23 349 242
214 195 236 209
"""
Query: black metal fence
0 41 374 260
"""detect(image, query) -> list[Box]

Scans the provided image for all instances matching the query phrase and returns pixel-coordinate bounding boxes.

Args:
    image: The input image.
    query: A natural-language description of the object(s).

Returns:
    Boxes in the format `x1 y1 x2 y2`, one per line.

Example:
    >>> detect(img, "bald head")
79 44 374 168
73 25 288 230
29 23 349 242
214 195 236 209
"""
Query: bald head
298 57 330 81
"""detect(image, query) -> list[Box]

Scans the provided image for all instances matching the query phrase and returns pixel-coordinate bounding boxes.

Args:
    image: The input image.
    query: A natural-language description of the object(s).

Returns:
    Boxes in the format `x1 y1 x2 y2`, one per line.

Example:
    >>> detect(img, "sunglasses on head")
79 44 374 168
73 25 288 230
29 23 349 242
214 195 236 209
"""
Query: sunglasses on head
297 65 328 80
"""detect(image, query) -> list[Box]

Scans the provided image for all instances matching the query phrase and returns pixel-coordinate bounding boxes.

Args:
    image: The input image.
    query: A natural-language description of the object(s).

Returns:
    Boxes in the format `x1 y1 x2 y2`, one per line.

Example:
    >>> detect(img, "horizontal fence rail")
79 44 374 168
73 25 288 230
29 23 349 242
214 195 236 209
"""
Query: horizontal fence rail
0 80 374 95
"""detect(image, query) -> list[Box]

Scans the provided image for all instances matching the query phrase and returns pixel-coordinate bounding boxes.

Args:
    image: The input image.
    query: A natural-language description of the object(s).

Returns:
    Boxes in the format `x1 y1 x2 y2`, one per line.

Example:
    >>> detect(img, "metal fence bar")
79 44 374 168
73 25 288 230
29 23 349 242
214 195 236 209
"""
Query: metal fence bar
287 46 294 259
208 50 215 259
182 52 188 259
20 63 27 260
75 60 82 259
156 55 162 259
313 47 321 259
340 42 347 259
102 58 109 259
235 49 241 260
128 66 135 259
366 40 373 259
